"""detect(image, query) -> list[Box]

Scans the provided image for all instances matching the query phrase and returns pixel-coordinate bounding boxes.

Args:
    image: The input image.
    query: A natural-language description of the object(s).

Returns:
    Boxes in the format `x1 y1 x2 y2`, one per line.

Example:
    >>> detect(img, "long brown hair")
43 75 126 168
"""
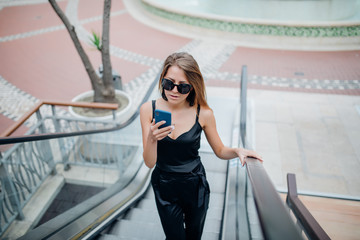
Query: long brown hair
158 52 208 108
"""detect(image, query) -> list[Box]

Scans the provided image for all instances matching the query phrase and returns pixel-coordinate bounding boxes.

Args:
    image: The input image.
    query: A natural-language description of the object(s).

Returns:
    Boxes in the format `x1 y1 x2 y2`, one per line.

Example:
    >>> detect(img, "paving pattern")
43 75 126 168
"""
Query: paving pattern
1 0 359 127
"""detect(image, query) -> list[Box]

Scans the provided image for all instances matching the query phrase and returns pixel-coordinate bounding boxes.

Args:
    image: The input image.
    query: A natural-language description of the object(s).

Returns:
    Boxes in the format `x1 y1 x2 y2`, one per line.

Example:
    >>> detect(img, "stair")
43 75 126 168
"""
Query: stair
97 152 228 240
96 96 238 239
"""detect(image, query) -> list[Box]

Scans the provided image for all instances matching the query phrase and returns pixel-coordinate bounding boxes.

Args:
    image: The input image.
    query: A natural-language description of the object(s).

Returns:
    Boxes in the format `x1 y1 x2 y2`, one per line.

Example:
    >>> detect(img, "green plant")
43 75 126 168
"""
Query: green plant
90 31 102 51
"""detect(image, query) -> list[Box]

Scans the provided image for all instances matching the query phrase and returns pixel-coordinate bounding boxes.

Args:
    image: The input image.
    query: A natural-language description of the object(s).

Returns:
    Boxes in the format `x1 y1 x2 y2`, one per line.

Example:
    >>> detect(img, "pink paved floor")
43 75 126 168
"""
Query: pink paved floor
220 47 360 81
0 0 359 135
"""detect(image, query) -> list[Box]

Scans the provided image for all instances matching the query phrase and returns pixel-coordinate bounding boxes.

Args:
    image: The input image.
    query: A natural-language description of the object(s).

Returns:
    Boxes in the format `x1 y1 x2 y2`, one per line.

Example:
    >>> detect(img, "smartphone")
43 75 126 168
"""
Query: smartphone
155 109 171 129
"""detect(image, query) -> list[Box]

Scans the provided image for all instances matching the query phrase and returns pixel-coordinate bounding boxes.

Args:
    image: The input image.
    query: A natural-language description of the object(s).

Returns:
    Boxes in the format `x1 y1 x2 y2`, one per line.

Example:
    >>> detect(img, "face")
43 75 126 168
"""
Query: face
163 65 192 104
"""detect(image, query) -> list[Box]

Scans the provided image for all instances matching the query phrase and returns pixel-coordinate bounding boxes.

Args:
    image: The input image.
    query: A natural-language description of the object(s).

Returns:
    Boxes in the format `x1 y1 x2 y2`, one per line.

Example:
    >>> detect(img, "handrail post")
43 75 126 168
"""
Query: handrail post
237 65 251 240
287 173 331 240
0 163 24 220
35 108 56 173
240 65 247 148
112 109 116 120
51 105 65 174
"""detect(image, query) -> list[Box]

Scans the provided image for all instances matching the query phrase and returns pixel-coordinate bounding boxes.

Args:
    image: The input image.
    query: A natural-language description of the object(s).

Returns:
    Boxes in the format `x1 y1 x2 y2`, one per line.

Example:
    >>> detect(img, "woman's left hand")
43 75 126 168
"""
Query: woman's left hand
237 148 263 166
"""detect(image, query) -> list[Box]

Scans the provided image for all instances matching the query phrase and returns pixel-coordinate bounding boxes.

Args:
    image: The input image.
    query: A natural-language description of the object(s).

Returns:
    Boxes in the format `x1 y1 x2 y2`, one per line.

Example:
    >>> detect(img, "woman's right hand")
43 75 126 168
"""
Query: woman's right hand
149 119 174 142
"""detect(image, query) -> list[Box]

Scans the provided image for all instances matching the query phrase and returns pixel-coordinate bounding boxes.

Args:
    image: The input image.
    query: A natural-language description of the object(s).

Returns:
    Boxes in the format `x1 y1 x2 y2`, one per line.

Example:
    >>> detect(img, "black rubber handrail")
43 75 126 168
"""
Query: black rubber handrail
246 158 303 240
239 65 303 239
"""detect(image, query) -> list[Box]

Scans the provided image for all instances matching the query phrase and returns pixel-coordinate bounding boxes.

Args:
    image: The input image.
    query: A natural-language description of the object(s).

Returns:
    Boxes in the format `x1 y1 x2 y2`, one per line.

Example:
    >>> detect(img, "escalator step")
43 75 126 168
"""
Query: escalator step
112 219 165 239
98 234 137 240
202 231 220 240
126 208 161 224
207 206 223 220
203 218 221 234
201 154 228 173
209 192 225 209
206 171 227 194
143 186 155 199
136 198 156 210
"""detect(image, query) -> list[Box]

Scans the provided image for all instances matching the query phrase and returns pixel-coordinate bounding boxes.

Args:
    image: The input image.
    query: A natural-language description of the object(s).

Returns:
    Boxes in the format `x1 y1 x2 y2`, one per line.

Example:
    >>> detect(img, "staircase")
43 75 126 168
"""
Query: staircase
96 151 228 240
95 95 237 239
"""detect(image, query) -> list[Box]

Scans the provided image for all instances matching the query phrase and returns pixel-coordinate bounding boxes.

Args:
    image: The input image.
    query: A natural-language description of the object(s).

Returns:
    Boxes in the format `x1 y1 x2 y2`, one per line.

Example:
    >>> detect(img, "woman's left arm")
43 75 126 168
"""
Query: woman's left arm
201 108 263 166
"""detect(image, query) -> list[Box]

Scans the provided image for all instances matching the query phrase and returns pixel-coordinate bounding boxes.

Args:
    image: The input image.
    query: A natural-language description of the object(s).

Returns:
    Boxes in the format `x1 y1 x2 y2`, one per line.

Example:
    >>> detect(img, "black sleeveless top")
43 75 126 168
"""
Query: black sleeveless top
152 100 202 173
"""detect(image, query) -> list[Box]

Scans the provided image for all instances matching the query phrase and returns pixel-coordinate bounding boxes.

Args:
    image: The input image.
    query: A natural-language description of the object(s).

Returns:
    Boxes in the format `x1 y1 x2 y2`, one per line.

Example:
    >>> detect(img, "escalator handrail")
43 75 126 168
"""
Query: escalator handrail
239 65 303 239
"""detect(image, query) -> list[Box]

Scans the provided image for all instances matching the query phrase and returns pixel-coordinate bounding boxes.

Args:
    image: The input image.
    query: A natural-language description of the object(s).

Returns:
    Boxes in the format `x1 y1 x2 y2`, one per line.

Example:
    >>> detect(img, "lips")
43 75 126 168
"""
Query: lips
169 94 179 99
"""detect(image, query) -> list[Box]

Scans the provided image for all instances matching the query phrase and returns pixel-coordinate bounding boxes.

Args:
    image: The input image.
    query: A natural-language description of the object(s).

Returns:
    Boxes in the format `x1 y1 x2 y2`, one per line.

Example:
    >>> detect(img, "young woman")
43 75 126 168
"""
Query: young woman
140 52 263 240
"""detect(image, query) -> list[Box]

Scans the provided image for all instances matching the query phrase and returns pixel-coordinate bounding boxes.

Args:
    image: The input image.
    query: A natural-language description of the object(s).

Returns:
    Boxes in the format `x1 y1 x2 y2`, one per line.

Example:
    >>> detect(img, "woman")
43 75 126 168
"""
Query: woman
140 52 262 240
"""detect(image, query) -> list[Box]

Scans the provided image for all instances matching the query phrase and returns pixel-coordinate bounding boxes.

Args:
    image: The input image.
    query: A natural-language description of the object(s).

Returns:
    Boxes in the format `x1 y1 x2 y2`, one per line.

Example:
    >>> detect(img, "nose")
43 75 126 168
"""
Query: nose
171 85 179 93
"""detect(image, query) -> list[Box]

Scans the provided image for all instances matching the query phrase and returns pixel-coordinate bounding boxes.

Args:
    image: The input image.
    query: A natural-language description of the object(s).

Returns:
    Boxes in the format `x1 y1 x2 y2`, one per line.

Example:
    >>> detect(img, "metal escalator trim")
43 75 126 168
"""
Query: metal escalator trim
79 168 153 240
49 163 152 240
218 159 230 239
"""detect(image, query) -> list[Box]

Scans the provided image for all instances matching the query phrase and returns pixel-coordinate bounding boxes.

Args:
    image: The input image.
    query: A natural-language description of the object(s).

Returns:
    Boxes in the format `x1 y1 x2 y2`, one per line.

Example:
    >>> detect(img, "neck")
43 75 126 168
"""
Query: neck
167 100 189 111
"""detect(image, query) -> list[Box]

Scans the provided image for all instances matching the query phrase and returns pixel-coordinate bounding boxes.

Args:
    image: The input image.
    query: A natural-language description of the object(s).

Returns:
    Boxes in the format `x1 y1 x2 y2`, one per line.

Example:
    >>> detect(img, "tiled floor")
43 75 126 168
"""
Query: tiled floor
1 1 360 238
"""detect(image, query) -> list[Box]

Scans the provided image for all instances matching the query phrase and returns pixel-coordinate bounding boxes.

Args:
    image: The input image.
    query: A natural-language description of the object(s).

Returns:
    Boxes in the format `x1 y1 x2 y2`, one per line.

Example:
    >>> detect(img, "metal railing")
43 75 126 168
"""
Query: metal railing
223 65 305 240
0 72 158 237
286 173 331 240
227 65 333 240
0 101 127 236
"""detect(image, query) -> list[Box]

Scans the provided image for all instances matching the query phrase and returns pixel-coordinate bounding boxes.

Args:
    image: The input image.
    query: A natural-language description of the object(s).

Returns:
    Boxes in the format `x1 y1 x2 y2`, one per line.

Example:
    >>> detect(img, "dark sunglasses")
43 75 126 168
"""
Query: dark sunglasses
162 78 192 94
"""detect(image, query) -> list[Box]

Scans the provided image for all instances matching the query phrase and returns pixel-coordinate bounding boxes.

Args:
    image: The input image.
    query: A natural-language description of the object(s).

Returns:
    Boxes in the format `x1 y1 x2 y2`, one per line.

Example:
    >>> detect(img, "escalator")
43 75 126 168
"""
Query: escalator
3 67 312 240
96 151 228 240
77 95 239 240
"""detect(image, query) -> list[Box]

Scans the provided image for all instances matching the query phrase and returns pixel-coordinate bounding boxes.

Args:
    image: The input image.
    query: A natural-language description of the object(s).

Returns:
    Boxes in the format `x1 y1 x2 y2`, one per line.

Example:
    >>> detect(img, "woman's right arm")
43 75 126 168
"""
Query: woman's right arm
140 101 173 168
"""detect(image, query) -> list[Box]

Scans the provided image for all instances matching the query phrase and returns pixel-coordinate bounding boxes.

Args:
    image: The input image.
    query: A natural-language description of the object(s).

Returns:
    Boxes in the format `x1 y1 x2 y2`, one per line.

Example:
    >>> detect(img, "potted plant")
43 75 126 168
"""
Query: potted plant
49 0 131 121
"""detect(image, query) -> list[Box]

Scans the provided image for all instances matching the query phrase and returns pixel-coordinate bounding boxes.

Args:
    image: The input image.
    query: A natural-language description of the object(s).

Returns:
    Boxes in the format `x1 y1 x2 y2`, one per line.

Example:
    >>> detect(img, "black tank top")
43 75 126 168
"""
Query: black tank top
152 100 202 173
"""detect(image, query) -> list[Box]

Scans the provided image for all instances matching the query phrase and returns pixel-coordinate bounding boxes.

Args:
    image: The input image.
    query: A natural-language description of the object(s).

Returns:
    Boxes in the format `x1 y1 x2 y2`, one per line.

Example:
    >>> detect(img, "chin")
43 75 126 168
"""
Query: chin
167 95 184 103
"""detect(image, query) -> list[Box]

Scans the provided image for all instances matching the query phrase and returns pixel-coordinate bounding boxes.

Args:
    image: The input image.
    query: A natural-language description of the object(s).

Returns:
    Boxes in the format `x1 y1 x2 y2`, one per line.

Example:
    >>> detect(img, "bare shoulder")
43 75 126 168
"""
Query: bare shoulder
140 101 153 121
199 106 215 128
140 100 151 113
200 106 213 118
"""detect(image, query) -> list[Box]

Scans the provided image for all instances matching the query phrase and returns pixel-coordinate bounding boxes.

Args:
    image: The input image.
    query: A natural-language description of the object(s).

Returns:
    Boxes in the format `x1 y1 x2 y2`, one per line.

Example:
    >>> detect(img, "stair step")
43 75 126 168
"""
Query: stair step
112 219 165 239
98 234 137 240
209 192 225 209
207 171 227 194
136 198 156 210
201 152 228 173
207 206 223 220
202 230 220 240
126 208 161 224
144 186 155 199
204 218 221 234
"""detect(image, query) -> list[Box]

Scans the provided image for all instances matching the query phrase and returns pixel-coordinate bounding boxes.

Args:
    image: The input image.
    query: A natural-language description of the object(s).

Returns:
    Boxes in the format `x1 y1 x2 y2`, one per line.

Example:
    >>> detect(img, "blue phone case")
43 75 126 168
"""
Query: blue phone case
155 109 171 129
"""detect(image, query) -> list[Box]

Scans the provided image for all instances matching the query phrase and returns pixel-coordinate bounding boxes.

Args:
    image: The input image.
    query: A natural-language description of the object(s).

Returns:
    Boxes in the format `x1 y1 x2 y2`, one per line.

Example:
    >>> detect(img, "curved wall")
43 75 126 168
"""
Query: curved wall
141 0 360 50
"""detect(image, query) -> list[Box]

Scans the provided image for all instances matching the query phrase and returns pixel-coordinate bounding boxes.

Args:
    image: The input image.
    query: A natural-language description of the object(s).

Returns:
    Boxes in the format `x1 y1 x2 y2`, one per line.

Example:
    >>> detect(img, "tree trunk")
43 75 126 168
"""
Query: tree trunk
100 0 116 103
48 0 115 103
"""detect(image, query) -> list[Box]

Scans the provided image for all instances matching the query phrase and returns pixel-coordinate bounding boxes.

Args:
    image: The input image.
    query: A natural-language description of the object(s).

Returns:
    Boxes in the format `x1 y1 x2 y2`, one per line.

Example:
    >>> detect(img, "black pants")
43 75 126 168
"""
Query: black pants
151 163 210 240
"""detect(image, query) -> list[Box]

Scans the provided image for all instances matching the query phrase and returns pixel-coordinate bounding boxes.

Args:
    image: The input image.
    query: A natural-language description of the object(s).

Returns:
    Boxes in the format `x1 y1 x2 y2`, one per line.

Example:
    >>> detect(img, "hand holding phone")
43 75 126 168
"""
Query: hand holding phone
155 109 171 129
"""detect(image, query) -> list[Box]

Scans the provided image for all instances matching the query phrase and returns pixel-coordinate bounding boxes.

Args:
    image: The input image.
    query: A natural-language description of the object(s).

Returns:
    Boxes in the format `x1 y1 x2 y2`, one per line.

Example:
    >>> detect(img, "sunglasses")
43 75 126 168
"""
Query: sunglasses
162 78 192 94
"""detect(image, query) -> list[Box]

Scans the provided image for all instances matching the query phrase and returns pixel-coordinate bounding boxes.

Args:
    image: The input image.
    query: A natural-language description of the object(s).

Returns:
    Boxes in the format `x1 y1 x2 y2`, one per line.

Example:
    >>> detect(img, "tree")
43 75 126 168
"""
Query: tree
49 0 116 103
